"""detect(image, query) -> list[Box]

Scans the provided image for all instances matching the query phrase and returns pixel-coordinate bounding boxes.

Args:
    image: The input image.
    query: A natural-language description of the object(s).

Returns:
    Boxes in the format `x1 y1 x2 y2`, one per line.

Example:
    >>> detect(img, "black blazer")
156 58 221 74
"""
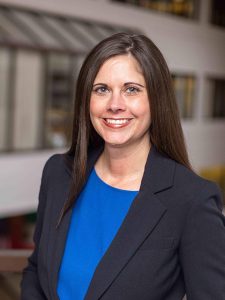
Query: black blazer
21 146 225 300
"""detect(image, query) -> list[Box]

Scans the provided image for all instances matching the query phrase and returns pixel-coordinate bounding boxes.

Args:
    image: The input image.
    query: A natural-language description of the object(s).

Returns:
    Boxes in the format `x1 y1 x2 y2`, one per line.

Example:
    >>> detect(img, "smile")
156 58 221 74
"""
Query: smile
103 118 133 128
105 118 131 124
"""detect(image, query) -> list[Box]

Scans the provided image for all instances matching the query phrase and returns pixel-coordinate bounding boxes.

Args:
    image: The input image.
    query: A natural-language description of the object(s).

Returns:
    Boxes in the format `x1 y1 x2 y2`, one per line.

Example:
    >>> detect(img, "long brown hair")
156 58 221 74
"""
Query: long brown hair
58 32 191 225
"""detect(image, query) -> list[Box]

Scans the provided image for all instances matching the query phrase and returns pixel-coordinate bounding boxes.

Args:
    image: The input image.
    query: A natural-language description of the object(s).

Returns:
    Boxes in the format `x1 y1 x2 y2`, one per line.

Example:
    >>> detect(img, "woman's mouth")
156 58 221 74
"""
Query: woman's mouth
103 118 133 128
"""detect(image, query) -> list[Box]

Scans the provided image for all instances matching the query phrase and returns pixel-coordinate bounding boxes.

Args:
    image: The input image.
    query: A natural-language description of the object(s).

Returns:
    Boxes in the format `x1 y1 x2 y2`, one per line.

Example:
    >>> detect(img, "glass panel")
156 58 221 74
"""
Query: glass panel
44 54 75 149
172 74 195 118
0 49 10 151
112 0 199 19
12 50 43 150
204 79 225 118
0 51 84 153
213 79 225 118
211 0 225 28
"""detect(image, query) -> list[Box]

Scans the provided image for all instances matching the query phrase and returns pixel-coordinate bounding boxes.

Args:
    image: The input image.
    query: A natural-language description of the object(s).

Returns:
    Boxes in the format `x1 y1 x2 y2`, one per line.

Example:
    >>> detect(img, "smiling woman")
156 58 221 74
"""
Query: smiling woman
21 33 225 300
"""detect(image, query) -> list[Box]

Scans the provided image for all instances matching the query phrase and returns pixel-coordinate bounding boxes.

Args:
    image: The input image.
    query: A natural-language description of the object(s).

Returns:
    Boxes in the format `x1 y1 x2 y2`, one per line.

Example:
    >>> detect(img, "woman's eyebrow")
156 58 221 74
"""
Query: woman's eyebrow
124 82 145 87
93 83 108 87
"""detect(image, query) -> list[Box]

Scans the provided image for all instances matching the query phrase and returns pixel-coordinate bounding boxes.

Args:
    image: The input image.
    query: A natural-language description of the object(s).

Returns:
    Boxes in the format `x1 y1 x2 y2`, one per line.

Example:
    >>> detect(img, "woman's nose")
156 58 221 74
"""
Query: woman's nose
106 92 126 112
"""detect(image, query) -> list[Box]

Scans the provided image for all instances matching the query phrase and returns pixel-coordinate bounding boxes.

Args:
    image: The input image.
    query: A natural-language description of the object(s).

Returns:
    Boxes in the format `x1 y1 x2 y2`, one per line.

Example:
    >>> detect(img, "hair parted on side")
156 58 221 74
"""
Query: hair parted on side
57 32 191 226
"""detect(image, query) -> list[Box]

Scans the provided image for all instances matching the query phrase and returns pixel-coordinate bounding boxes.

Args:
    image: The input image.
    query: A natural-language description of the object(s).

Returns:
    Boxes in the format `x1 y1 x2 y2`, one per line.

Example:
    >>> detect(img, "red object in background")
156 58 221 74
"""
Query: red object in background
9 216 24 248
9 216 34 249
0 218 11 248
0 214 36 250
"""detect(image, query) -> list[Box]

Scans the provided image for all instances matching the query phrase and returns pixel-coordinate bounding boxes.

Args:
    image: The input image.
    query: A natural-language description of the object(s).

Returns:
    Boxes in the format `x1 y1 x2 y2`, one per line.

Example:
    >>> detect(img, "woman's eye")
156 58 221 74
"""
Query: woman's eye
93 86 109 94
125 86 140 94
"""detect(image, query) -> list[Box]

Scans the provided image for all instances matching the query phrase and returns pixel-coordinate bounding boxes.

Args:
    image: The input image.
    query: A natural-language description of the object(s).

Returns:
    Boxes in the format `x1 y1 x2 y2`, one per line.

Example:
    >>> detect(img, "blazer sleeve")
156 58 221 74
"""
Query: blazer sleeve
179 182 225 300
20 158 51 300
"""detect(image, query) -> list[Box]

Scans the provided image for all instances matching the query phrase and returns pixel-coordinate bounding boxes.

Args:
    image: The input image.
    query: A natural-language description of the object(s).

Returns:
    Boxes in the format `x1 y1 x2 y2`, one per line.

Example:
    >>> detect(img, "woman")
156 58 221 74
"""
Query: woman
21 33 225 300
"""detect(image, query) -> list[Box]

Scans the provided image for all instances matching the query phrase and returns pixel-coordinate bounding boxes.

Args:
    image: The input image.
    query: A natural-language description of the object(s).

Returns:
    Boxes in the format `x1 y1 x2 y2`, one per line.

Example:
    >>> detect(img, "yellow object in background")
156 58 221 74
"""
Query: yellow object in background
200 166 225 205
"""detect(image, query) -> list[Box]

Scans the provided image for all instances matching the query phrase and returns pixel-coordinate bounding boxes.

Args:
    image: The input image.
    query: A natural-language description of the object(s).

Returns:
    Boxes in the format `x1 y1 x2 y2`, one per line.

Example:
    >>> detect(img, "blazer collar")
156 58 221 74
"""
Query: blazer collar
141 145 176 194
51 145 176 300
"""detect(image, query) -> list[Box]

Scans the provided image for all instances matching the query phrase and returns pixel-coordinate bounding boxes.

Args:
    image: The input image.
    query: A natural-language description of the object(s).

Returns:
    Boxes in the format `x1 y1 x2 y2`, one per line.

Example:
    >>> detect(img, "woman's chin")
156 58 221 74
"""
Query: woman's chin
104 138 135 149
104 139 128 147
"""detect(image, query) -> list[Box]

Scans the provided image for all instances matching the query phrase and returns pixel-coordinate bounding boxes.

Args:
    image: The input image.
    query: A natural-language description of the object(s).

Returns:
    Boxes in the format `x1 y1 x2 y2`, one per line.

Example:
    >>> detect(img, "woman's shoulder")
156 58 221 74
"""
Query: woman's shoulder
151 147 220 198
172 159 223 208
41 153 71 182
43 153 65 170
150 153 224 215
174 160 216 188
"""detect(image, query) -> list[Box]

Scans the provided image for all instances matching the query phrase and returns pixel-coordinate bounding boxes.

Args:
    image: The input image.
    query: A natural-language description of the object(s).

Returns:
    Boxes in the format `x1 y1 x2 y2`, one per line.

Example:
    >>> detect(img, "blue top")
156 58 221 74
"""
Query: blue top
57 168 138 300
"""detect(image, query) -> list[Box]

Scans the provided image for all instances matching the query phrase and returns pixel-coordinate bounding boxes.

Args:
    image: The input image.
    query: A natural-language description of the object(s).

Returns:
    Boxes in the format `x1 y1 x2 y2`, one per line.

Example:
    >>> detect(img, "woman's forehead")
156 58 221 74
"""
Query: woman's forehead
93 54 144 84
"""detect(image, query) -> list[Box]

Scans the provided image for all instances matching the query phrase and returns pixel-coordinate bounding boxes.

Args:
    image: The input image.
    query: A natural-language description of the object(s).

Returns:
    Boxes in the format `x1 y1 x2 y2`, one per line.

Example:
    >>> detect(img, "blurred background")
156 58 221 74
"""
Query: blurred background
0 0 224 299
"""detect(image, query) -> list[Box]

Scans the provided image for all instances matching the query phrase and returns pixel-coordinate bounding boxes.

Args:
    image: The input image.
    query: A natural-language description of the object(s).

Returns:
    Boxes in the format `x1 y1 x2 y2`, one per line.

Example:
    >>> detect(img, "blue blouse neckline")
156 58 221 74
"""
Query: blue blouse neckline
93 167 139 193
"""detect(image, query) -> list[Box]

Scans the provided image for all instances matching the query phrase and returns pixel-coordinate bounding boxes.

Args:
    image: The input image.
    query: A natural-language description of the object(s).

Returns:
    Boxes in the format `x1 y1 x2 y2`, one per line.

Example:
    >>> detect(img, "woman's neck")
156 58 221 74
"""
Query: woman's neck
95 138 151 190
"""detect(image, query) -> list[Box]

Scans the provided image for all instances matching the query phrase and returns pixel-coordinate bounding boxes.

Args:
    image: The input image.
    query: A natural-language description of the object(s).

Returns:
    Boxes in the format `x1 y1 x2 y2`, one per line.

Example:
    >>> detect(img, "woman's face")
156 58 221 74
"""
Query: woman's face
90 54 151 149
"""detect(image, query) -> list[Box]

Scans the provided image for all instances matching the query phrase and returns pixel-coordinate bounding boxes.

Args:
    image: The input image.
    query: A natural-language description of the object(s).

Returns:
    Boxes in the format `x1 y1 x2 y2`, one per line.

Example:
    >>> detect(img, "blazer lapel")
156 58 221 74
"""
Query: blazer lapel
84 146 176 300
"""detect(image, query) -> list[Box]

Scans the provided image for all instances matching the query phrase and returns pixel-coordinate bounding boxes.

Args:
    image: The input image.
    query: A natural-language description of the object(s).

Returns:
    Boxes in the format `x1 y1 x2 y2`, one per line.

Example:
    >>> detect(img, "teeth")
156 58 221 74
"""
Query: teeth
105 119 130 125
